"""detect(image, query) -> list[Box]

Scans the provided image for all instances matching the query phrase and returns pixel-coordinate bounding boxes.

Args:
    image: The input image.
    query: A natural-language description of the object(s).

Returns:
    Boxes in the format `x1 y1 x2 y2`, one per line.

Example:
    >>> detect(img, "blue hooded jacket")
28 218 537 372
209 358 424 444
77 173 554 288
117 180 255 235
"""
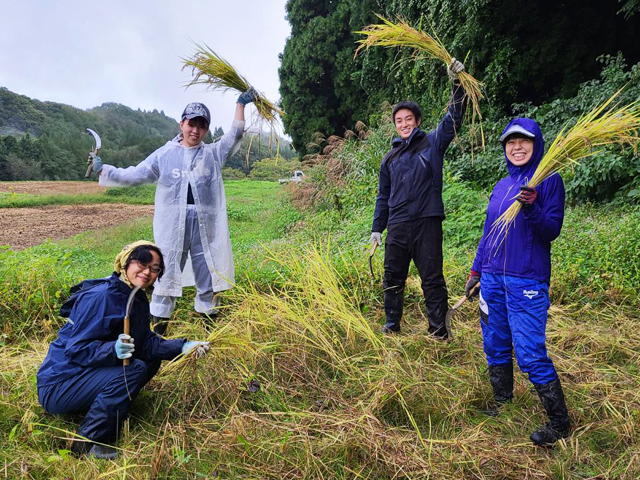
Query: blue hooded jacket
37 273 185 387
471 118 565 283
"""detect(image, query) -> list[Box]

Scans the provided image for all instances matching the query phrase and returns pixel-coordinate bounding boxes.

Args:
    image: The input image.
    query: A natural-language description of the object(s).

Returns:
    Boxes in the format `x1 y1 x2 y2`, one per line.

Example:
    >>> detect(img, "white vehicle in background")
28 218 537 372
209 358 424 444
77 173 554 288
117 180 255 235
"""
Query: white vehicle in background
278 170 305 184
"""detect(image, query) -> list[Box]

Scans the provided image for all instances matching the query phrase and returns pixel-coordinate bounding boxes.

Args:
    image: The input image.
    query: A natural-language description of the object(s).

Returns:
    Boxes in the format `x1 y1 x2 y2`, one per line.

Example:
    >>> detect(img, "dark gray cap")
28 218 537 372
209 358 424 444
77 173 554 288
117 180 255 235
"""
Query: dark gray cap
181 102 211 124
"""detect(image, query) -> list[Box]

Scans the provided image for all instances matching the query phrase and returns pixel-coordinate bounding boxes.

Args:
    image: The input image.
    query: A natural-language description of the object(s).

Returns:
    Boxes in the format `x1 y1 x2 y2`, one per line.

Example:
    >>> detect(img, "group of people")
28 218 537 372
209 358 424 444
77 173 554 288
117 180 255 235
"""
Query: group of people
371 60 570 446
37 58 570 460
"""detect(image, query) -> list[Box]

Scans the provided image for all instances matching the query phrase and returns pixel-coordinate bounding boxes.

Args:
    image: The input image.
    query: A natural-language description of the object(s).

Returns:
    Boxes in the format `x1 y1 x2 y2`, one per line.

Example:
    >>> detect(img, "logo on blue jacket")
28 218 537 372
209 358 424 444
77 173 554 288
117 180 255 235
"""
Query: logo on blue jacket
523 289 539 299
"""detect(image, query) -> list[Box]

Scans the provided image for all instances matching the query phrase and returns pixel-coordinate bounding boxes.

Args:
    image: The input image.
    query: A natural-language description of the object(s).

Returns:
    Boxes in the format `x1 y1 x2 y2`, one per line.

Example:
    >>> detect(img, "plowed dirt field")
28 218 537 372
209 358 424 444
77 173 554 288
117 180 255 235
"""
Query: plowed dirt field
0 181 104 196
0 204 154 250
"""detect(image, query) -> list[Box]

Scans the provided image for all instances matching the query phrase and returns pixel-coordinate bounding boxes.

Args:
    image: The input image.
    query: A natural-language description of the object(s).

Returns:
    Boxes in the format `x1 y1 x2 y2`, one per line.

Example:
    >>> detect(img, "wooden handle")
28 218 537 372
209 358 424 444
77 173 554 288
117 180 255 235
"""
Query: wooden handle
370 241 378 256
123 315 131 366
85 160 93 178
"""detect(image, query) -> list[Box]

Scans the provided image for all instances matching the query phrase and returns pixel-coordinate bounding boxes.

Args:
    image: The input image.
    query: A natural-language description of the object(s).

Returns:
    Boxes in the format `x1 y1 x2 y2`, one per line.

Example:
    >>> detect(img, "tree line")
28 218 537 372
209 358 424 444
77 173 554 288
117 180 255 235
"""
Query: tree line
279 0 640 155
0 87 295 181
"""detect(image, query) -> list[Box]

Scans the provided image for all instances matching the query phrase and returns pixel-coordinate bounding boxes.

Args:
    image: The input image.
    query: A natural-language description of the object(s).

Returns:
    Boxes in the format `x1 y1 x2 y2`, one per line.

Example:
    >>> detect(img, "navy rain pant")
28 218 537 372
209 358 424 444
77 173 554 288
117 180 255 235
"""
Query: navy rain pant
480 273 558 385
383 217 448 335
38 359 160 443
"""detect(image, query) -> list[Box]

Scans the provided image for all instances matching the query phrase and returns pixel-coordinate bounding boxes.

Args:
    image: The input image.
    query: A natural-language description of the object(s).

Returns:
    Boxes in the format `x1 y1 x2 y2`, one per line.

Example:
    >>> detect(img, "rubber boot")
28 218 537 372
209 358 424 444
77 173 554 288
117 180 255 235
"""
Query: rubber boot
530 378 571 446
152 316 169 336
71 440 118 460
480 363 514 417
382 288 404 333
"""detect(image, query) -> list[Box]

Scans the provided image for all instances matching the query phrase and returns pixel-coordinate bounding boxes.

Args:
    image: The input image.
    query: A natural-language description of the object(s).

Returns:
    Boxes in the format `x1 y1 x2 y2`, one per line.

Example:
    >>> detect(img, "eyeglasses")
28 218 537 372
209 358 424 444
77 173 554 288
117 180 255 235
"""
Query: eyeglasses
132 260 162 274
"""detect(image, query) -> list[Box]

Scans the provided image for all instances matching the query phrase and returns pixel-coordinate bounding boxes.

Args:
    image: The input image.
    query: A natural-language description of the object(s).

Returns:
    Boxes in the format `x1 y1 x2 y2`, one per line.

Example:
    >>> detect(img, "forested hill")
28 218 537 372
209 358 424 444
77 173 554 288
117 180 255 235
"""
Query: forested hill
0 87 180 180
0 87 296 181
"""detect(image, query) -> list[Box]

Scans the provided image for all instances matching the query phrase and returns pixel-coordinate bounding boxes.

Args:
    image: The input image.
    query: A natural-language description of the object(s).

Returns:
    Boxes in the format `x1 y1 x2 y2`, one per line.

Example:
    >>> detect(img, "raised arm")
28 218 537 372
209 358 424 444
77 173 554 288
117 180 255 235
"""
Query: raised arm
430 59 467 156
210 88 257 167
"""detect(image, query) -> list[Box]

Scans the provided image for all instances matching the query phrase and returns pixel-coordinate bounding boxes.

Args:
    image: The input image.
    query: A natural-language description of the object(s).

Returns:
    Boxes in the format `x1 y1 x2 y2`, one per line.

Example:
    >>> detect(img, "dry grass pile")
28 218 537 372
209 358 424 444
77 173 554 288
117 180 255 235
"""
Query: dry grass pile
3 246 640 478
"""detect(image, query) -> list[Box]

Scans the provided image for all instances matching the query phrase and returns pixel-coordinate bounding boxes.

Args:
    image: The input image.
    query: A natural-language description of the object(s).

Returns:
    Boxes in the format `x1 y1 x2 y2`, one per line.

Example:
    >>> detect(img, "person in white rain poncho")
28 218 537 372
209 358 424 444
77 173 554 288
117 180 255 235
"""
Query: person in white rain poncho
90 90 256 332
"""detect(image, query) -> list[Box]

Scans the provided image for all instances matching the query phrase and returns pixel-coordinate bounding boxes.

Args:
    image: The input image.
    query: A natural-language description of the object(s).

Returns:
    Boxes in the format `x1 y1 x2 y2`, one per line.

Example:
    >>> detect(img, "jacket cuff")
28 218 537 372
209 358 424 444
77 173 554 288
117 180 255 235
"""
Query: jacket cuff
470 270 481 278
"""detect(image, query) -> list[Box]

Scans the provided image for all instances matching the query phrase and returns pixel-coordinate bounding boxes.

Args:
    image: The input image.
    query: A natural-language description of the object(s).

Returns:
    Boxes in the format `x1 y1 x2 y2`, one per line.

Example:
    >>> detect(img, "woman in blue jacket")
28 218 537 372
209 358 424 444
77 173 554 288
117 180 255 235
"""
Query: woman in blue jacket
37 241 210 459
465 118 571 446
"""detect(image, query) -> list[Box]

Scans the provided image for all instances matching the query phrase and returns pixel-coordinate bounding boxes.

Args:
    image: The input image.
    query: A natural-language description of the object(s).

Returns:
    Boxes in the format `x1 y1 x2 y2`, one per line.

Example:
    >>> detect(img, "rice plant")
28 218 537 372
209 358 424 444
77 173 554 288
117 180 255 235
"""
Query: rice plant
491 88 640 239
182 43 284 123
354 15 485 147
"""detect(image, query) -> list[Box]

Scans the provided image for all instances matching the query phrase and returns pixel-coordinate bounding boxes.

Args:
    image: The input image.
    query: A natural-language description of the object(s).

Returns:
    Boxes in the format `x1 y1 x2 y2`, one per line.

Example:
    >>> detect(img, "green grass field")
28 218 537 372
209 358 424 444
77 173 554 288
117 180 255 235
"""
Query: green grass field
1 178 639 479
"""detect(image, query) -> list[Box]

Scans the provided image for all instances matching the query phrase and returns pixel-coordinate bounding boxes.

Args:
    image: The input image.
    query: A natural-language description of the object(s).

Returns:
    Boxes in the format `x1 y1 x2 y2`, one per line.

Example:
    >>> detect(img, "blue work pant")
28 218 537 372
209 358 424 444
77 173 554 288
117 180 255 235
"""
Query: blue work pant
480 273 558 385
38 359 160 443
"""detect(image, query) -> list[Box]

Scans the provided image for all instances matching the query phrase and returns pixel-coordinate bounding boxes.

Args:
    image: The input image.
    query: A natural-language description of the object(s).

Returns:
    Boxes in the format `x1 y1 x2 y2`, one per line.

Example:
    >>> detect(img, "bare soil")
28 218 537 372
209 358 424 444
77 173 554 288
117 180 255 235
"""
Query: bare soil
0 181 104 196
0 204 155 250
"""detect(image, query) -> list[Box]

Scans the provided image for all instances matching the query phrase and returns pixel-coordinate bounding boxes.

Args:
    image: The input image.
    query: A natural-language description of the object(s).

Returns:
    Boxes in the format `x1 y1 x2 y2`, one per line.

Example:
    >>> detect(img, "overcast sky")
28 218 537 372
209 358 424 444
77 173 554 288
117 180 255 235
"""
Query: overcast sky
0 0 291 131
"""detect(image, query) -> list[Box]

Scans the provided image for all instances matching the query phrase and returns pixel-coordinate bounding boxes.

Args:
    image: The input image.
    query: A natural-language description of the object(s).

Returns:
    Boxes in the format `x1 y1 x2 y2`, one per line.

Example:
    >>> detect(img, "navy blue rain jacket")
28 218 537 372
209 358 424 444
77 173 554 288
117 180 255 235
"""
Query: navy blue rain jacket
37 273 185 387
372 84 466 233
471 118 565 284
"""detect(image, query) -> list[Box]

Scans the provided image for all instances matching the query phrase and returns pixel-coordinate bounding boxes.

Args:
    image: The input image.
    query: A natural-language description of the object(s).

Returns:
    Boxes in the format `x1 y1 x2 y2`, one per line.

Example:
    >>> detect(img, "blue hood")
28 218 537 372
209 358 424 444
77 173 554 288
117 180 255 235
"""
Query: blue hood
502 118 544 181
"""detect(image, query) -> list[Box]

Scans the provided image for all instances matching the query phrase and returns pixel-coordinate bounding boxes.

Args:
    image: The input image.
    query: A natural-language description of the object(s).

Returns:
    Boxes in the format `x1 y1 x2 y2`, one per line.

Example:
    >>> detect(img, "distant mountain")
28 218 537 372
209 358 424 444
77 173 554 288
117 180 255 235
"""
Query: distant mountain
0 87 296 181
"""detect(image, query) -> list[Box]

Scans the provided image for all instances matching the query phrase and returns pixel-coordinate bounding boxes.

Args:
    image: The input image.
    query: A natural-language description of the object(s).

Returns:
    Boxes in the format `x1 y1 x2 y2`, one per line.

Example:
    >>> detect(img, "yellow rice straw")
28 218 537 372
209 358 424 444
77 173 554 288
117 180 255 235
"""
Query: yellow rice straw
182 43 284 124
491 87 640 241
354 15 485 148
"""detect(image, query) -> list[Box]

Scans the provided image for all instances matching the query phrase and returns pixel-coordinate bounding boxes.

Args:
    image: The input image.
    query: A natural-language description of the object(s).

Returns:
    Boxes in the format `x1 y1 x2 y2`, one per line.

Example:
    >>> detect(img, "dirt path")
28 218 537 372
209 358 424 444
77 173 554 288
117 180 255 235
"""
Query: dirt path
0 204 155 250
0 181 104 196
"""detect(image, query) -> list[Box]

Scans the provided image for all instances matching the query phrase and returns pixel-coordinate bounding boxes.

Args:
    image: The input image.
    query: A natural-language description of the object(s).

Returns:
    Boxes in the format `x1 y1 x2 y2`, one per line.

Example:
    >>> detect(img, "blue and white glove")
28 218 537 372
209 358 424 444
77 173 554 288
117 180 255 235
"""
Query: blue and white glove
182 341 210 359
115 334 135 359
237 88 257 107
90 153 103 173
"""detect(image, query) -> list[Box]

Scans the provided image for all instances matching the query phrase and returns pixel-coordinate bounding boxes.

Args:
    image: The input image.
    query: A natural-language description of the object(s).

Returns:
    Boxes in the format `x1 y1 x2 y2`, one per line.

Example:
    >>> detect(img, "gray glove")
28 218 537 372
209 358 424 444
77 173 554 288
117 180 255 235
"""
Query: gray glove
182 341 210 359
447 57 465 81
237 87 257 106
115 334 135 359
370 232 382 246
90 154 103 173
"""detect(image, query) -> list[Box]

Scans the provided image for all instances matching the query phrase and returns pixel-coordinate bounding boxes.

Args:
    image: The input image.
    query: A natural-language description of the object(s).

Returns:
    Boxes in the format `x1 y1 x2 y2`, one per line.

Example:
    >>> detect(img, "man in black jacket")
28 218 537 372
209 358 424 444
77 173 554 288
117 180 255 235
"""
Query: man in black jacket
371 58 466 337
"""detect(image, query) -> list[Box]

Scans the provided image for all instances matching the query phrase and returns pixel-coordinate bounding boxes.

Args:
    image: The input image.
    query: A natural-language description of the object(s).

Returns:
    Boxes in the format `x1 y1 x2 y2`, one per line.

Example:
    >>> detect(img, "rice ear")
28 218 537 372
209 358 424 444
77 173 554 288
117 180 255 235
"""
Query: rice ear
182 43 284 123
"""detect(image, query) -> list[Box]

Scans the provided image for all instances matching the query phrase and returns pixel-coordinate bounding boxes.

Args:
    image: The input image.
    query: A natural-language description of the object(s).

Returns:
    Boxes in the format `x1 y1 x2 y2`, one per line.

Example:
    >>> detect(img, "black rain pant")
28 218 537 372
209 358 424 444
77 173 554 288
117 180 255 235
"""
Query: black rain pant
383 217 448 336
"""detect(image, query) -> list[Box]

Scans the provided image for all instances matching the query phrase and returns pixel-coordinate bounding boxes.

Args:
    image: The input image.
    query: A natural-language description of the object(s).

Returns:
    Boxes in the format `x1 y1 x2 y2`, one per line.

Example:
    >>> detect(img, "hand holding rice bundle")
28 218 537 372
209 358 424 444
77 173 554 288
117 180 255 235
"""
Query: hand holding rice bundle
182 43 284 124
354 15 485 147
491 87 640 238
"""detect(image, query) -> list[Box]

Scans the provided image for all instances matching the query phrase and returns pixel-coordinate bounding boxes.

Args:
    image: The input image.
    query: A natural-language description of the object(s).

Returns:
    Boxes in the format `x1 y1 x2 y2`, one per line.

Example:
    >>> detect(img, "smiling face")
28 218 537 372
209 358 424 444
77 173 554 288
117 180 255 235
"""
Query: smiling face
179 118 209 147
126 249 161 289
394 108 421 140
504 136 535 166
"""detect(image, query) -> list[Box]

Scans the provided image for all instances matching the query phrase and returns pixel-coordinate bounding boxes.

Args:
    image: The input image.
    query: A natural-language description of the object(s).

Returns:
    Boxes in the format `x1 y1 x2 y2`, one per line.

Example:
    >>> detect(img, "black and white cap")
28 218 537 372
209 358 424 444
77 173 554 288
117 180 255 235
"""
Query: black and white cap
181 102 211 124
499 124 536 142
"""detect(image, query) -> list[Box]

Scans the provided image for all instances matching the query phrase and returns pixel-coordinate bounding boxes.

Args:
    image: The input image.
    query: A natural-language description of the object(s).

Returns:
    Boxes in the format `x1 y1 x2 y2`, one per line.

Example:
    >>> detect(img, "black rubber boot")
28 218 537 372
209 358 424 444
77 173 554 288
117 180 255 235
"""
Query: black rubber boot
530 378 571 446
71 440 118 460
152 316 169 336
480 363 514 416
382 288 404 333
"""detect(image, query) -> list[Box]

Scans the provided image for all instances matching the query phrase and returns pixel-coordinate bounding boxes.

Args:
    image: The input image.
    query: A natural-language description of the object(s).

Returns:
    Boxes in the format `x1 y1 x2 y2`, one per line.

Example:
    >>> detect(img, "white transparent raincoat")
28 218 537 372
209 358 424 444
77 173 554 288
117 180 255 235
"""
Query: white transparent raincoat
99 120 244 297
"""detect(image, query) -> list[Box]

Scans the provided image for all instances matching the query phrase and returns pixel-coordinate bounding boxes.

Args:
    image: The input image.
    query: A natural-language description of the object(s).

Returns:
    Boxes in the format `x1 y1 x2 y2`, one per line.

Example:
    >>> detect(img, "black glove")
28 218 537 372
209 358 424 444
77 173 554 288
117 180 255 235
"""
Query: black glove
516 185 537 208
465 271 481 299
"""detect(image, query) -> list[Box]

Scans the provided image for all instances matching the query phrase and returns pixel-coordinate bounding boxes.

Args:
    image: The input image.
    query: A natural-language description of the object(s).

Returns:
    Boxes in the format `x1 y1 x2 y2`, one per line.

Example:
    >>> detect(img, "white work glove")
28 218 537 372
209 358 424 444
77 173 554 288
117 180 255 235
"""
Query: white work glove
115 334 135 359
447 57 465 81
370 232 382 246
182 341 210 359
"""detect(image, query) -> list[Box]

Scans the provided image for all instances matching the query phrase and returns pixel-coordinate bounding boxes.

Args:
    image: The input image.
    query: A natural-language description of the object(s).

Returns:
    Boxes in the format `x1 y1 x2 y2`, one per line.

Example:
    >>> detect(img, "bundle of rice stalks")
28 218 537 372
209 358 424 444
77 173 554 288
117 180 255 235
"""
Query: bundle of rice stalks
492 88 640 239
354 15 485 147
182 43 284 123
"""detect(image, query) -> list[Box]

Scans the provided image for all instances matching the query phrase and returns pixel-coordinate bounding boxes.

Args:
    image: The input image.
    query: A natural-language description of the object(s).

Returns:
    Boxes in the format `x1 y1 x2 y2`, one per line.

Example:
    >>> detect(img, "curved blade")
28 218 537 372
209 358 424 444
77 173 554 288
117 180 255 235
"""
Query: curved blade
86 128 102 151
125 286 141 318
